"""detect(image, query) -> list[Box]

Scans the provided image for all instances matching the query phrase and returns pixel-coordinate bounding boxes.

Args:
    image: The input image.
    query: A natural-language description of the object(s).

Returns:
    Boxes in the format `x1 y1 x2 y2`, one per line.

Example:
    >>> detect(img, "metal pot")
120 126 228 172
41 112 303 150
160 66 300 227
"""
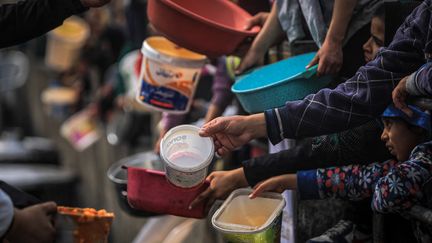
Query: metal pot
107 151 163 216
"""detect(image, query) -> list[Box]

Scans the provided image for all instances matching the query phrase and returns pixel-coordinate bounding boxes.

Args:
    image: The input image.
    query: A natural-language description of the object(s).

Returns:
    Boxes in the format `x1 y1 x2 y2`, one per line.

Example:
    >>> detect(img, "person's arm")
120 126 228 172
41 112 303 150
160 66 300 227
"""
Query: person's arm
307 0 357 75
372 141 432 213
0 0 111 48
405 62 432 97
0 0 86 48
393 64 432 116
243 120 390 187
296 159 398 201
236 3 285 74
0 190 14 240
265 1 431 143
204 57 234 123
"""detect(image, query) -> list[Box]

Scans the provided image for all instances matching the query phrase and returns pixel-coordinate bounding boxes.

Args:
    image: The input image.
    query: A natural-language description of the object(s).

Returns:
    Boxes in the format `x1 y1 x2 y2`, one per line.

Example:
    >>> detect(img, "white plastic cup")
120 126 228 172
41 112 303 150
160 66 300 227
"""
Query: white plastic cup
45 16 89 72
160 125 214 188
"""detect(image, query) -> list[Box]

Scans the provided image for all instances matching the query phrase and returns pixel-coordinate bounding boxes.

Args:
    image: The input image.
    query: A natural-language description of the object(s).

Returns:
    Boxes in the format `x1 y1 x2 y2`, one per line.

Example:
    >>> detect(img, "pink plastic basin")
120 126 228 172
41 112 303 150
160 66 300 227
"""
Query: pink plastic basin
147 0 260 57
127 167 209 219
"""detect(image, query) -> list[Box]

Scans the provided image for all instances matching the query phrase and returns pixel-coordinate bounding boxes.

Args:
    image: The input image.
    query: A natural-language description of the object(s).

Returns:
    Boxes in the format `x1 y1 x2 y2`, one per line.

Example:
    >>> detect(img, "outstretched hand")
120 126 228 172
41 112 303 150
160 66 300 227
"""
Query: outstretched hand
5 202 57 243
189 168 248 212
199 114 267 156
306 39 343 76
249 174 296 199
392 76 413 116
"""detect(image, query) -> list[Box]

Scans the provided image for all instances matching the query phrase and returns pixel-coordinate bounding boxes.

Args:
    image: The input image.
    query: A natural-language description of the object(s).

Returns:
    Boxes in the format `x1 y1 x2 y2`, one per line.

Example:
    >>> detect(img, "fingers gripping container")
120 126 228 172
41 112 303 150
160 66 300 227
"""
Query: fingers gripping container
212 188 285 243
160 125 214 188
136 36 207 114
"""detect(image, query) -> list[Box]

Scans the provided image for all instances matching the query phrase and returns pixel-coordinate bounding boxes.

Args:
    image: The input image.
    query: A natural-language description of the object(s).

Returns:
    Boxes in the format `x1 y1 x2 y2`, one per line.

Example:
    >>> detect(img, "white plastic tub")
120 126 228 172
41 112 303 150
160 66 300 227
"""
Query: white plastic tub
136 36 207 114
160 125 214 188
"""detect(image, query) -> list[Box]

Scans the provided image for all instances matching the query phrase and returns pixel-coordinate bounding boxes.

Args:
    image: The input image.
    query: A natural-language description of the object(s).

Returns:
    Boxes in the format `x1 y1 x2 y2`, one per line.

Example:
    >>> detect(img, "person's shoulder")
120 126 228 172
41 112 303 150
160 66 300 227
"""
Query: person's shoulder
410 141 432 160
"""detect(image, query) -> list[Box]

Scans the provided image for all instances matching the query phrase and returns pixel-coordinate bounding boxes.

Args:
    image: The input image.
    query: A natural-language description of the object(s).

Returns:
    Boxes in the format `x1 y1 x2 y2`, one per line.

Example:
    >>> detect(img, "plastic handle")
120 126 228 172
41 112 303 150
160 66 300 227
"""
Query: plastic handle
301 65 318 79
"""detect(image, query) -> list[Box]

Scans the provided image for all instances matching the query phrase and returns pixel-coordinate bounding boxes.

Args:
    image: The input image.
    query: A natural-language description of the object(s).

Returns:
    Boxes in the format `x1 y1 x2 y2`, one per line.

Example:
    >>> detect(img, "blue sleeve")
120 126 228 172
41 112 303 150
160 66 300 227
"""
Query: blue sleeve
266 1 431 142
373 141 432 213
297 170 320 200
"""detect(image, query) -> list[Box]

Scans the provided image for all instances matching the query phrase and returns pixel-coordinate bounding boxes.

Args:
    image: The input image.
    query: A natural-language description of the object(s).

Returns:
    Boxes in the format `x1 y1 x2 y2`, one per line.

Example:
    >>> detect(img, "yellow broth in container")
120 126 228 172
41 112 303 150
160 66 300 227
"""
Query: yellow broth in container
212 188 285 243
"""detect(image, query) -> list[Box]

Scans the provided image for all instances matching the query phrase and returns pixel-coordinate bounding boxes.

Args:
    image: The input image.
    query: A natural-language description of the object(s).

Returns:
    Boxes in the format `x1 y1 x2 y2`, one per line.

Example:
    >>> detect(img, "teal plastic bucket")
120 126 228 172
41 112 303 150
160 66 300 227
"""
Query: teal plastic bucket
232 52 332 113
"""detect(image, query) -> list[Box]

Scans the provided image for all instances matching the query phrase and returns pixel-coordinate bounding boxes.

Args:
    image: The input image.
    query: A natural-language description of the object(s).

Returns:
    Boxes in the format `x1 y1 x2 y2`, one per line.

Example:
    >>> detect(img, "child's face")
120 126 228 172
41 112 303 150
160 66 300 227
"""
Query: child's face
381 118 424 161
363 16 385 62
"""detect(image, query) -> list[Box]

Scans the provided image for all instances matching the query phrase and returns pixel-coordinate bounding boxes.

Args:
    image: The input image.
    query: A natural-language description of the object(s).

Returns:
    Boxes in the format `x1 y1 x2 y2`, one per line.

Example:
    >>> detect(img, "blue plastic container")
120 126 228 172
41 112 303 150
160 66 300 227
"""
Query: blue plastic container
232 52 332 113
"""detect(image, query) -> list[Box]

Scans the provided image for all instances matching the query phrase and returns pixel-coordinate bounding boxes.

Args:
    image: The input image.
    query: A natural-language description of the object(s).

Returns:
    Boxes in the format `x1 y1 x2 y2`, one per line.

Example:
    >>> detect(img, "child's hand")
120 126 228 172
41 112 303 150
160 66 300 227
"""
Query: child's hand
189 168 248 212
249 174 297 199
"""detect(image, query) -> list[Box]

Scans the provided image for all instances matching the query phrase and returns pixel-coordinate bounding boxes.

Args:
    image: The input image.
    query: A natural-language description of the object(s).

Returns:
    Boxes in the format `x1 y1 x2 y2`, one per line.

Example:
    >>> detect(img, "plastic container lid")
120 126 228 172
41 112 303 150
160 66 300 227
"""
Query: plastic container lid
160 125 214 172
142 37 207 68
232 52 318 93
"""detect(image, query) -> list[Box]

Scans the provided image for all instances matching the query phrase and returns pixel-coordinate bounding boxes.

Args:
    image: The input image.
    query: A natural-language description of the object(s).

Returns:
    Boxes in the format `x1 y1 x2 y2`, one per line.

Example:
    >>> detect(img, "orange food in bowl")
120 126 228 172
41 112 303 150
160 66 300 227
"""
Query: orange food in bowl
57 206 114 243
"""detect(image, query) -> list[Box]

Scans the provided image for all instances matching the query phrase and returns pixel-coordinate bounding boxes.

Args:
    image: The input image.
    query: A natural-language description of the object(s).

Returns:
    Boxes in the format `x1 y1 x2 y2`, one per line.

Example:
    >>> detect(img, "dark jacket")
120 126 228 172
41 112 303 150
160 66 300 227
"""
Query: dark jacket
242 120 390 186
0 0 87 48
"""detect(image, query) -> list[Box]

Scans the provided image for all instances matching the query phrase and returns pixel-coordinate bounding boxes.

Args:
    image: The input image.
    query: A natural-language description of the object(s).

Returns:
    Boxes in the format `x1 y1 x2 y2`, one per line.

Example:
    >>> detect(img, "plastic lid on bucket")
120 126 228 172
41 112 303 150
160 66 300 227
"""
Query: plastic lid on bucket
160 125 214 172
142 37 207 68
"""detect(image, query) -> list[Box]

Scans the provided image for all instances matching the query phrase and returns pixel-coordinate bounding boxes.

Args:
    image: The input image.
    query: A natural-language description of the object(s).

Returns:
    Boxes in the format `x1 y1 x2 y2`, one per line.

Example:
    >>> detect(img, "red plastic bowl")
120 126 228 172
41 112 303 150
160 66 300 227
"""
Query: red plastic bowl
127 167 209 219
147 0 260 57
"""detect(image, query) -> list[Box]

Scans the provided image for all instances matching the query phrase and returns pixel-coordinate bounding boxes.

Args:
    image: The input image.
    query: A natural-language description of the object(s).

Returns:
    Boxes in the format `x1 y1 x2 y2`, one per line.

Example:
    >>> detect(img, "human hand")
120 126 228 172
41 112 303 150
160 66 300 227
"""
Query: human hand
5 202 57 243
243 12 269 30
249 174 296 199
189 168 248 212
80 0 110 8
199 113 267 156
306 38 343 76
392 76 413 116
235 47 265 75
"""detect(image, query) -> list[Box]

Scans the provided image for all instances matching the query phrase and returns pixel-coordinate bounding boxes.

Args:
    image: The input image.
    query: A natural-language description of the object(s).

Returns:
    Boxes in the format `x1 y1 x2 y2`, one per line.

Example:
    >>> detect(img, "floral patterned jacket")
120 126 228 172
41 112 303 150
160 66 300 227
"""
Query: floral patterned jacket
297 141 432 213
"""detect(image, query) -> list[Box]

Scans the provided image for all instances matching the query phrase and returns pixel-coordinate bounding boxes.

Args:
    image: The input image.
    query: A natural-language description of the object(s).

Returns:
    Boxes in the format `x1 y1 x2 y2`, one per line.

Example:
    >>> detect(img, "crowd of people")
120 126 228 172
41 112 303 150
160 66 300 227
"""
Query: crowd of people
1 0 432 242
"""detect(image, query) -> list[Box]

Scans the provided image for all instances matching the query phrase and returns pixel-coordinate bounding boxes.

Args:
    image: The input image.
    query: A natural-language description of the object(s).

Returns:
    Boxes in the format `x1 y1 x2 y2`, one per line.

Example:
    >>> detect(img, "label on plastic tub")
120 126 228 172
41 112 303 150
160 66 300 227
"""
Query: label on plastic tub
165 165 207 188
137 58 200 113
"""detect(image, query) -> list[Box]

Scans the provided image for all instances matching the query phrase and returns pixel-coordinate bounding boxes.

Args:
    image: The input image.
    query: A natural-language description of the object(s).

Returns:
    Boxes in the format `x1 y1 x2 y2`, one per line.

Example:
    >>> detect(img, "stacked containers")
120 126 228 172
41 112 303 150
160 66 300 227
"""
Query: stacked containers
136 36 207 114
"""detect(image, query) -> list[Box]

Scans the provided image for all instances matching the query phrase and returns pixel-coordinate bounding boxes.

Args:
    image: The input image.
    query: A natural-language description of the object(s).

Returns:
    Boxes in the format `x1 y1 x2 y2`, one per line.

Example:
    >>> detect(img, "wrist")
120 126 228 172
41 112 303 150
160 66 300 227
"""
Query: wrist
324 33 344 47
284 174 297 190
231 168 249 188
246 113 267 138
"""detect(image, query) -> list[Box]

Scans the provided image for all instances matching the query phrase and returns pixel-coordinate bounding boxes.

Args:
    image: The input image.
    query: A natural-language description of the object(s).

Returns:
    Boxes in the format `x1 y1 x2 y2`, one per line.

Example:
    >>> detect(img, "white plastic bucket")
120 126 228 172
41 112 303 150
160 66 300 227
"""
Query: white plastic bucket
160 125 214 188
45 16 89 72
136 37 207 114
